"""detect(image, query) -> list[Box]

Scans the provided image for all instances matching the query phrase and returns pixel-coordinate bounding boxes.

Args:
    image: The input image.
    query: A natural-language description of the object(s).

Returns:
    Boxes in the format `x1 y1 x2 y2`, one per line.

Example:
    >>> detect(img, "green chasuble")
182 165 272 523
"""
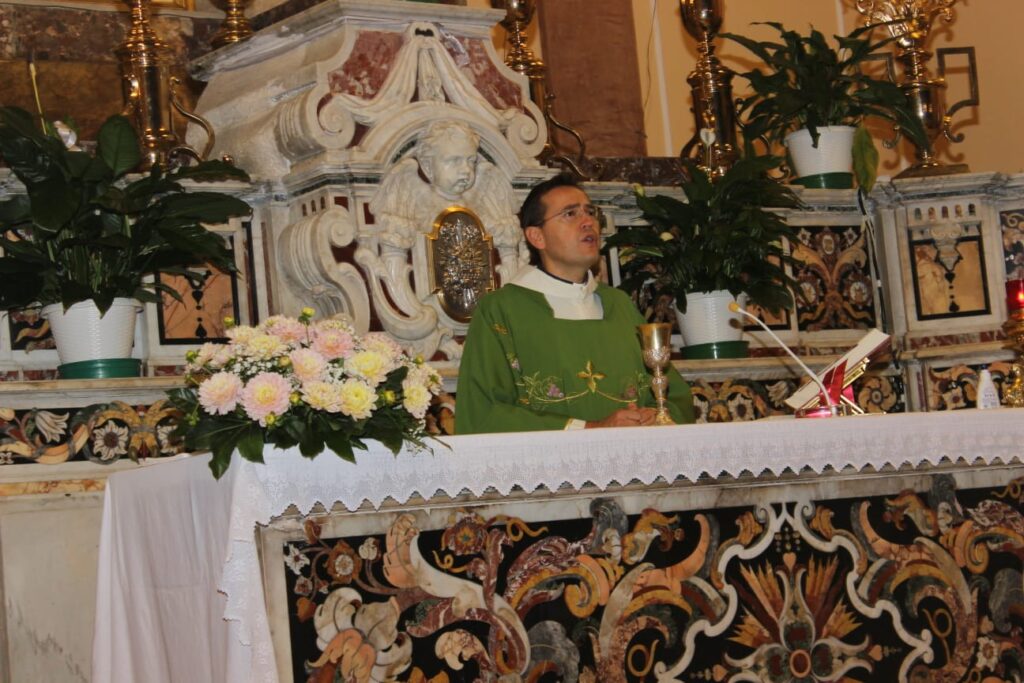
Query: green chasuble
455 283 694 434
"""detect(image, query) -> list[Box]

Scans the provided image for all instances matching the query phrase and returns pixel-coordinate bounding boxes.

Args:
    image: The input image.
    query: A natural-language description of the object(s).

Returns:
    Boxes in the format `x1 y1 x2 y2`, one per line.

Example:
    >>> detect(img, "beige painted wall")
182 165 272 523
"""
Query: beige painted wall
478 0 1020 175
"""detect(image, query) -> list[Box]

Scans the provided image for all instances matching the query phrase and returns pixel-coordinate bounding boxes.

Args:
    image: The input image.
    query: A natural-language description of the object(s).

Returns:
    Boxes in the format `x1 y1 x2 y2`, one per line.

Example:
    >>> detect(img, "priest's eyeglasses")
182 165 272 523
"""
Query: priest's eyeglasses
538 204 600 226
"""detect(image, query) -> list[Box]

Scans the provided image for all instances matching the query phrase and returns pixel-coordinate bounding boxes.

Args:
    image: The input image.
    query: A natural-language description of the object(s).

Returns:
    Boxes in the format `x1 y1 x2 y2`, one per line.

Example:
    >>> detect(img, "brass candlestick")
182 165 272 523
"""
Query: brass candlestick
490 0 596 179
638 323 675 426
854 0 979 178
1003 309 1024 407
211 0 253 49
117 0 216 167
679 0 738 178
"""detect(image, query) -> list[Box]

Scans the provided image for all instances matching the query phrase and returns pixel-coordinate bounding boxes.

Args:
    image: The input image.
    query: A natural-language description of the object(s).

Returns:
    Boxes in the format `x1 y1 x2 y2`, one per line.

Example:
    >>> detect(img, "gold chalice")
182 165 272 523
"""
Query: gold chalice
638 323 675 426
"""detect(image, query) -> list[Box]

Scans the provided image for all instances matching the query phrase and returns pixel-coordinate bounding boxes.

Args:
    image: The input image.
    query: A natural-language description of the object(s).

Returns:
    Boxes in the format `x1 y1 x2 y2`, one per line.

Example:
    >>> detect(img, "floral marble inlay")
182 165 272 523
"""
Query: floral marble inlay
793 224 876 331
1001 207 1024 279
7 308 53 351
925 361 1013 411
0 400 183 464
280 474 1024 681
682 372 904 423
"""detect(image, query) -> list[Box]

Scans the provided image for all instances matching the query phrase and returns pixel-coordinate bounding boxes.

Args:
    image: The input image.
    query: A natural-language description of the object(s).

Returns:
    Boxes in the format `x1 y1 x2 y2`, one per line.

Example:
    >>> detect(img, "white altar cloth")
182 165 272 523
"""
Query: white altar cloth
92 410 1024 683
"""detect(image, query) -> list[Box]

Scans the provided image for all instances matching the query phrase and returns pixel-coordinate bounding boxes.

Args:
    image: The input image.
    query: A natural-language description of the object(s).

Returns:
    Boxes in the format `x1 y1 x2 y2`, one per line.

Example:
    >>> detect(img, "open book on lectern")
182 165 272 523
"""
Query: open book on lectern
783 328 891 412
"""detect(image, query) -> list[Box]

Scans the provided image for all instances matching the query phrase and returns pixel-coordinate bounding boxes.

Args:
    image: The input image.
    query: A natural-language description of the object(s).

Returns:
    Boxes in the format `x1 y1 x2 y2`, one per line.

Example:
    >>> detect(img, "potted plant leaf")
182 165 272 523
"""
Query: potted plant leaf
604 153 800 359
0 106 251 378
723 22 927 190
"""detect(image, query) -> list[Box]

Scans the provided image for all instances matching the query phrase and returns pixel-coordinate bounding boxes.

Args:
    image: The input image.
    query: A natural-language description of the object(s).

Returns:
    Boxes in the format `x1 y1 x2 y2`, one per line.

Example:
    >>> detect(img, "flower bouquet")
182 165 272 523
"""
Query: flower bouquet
168 309 442 478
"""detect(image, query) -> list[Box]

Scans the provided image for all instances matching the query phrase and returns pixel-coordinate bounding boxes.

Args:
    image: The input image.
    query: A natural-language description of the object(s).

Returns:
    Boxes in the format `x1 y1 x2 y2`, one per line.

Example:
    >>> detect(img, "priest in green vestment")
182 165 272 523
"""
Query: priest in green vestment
455 174 694 434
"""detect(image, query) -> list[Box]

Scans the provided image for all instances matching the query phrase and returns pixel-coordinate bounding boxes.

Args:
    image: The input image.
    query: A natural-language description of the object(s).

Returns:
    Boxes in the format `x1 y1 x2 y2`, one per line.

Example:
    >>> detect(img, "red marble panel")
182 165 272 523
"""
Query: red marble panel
328 31 404 100
907 330 1004 350
22 369 58 381
447 36 523 111
152 365 186 377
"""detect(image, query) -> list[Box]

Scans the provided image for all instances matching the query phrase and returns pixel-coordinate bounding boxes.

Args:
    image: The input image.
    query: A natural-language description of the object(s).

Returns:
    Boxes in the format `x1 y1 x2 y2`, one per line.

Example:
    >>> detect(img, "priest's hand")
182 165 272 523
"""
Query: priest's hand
585 404 658 428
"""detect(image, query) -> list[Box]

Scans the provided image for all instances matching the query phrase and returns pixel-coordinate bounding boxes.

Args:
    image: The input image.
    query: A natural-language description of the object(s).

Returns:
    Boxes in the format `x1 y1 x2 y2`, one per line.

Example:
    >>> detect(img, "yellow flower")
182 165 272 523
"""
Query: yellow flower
402 382 431 419
244 334 287 360
346 350 388 385
301 307 315 318
301 381 342 413
223 316 235 328
338 379 376 420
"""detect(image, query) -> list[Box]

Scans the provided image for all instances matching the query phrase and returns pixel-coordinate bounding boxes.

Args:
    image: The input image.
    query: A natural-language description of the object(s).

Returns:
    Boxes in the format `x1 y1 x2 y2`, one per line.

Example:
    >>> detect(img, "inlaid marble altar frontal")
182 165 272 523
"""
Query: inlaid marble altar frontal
271 467 1024 682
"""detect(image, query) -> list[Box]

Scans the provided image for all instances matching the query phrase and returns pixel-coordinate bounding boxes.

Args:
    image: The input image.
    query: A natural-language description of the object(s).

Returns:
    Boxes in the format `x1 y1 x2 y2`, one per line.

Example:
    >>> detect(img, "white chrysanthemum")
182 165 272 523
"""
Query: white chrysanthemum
227 325 258 344
240 333 288 360
290 348 327 383
402 382 432 419
261 316 307 344
360 332 403 361
406 363 441 391
346 350 389 385
198 371 243 415
301 380 342 413
313 318 355 334
189 342 220 370
338 379 377 420
211 346 234 368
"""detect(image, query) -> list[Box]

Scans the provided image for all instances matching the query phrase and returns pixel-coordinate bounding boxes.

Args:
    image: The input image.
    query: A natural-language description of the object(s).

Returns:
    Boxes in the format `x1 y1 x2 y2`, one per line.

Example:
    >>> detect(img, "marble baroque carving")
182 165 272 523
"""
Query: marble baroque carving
190 5 546 360
364 120 526 358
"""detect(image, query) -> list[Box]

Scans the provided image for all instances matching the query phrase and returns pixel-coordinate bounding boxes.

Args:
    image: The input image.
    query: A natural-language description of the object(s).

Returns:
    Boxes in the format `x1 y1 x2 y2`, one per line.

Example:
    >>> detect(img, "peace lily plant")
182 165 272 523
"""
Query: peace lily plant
723 22 928 190
606 151 800 357
0 106 251 372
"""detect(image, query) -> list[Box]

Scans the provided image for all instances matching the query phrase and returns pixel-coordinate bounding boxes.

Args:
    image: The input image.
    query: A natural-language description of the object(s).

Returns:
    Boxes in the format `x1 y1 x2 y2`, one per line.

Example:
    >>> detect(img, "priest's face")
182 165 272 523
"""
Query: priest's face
526 185 601 282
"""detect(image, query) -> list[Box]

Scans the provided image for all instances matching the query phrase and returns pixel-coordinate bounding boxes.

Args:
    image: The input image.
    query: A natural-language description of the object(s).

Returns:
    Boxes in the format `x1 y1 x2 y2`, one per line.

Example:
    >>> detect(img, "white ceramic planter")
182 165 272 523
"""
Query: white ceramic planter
41 298 142 364
784 125 856 179
675 290 746 347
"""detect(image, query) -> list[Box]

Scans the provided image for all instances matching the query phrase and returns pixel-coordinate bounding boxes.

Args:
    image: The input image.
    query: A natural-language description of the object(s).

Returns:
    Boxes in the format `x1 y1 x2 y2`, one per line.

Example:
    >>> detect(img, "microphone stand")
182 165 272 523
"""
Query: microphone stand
728 302 841 417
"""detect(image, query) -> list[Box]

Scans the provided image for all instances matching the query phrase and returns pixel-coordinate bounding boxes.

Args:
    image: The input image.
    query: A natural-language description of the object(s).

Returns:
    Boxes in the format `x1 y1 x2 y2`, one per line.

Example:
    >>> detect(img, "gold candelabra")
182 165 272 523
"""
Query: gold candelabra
638 323 675 426
854 0 979 178
117 0 215 168
678 0 738 178
491 0 596 180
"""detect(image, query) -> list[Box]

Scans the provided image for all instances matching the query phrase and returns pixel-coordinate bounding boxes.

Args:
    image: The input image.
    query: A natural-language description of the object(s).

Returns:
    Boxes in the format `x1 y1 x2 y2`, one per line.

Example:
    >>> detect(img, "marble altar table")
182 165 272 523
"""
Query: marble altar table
92 410 1024 682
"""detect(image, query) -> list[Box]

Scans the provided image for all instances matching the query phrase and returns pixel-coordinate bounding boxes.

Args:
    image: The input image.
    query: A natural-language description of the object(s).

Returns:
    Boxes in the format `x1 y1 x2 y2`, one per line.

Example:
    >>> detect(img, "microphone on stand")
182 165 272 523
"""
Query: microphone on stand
727 302 839 416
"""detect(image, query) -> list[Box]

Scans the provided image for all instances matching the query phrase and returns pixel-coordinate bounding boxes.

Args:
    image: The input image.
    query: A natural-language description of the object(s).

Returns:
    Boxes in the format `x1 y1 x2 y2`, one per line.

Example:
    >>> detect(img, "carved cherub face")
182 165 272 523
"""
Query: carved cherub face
417 124 480 200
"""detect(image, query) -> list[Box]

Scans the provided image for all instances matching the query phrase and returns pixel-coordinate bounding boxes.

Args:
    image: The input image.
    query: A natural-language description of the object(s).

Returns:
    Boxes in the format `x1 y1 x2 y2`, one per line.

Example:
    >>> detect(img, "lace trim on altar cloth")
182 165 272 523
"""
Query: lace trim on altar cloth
216 410 1024 682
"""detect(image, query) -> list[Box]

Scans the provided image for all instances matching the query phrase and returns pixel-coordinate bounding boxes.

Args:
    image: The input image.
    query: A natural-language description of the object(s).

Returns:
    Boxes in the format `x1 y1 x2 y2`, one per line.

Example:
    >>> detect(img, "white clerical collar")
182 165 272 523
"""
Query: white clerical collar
509 265 603 320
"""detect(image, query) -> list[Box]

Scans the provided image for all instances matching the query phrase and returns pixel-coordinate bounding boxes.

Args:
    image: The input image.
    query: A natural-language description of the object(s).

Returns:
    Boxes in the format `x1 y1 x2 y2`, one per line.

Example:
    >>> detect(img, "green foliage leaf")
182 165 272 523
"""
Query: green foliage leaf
852 124 880 191
208 449 232 480
169 159 250 183
96 115 141 177
325 430 356 462
237 425 266 464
